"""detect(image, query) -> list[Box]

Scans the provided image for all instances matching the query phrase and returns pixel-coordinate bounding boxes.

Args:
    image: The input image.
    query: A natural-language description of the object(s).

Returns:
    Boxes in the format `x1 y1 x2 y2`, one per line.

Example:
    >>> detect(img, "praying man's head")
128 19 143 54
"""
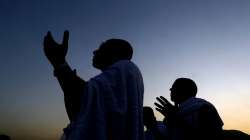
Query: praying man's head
92 39 133 70
170 78 198 104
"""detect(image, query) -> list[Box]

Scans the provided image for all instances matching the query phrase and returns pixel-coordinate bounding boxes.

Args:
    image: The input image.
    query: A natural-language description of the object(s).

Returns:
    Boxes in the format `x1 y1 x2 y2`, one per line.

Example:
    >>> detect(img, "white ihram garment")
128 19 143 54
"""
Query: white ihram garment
61 60 144 140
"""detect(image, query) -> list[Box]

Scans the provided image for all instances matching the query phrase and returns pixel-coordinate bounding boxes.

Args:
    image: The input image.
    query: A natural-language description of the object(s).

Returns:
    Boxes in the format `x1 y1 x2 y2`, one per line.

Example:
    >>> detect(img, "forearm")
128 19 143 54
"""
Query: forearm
54 62 86 121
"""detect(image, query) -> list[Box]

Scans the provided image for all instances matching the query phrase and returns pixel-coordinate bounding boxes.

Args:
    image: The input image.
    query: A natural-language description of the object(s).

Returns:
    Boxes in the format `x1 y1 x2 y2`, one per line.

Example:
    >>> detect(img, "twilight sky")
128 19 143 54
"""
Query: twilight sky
1 0 250 139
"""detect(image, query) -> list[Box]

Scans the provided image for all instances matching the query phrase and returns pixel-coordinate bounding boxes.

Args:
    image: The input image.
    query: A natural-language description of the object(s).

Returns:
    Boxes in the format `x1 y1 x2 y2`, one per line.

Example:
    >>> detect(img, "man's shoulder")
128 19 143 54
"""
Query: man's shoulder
111 60 139 69
179 97 215 115
104 60 142 76
196 98 223 124
90 60 141 82
194 98 217 110
191 97 215 108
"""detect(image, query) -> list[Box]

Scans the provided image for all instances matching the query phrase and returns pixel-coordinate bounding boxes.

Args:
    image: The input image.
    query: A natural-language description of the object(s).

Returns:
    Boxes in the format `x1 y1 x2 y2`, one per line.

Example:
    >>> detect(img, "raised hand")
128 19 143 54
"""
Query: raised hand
43 30 69 68
154 96 178 119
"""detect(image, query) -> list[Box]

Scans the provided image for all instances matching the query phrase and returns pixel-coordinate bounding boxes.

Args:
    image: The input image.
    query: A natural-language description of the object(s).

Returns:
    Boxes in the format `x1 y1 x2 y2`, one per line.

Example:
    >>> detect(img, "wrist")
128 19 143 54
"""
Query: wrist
53 62 74 77
52 60 67 69
54 62 69 70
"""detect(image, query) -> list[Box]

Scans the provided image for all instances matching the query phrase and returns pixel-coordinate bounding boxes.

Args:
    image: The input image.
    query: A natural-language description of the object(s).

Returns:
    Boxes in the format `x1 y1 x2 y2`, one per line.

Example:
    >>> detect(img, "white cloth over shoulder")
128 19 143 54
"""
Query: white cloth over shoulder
170 97 223 140
178 97 222 128
63 60 144 140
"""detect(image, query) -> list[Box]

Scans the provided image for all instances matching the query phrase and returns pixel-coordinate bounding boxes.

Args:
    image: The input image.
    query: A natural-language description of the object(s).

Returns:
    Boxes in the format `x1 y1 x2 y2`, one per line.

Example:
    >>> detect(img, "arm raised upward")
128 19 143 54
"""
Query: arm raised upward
43 30 85 121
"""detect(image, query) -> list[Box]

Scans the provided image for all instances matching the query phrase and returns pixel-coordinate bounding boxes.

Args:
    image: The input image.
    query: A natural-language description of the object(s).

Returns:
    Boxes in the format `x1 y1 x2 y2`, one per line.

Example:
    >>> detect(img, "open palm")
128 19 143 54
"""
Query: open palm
154 96 177 118
43 30 69 67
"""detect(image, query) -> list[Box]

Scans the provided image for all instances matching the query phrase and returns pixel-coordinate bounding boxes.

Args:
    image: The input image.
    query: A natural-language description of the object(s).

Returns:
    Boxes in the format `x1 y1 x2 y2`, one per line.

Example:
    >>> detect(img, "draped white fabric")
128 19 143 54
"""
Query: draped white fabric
64 60 144 140
170 97 223 140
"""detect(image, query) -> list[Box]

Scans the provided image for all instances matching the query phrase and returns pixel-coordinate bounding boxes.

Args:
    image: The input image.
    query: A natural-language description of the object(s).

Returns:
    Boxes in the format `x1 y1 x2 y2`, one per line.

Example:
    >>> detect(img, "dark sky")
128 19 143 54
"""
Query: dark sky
1 0 250 139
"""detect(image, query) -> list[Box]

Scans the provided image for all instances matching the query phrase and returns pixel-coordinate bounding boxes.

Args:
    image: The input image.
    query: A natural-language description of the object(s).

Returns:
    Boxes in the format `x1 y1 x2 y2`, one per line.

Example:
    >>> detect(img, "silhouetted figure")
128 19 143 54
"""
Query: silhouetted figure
155 78 223 140
143 106 168 140
0 135 10 140
43 31 144 140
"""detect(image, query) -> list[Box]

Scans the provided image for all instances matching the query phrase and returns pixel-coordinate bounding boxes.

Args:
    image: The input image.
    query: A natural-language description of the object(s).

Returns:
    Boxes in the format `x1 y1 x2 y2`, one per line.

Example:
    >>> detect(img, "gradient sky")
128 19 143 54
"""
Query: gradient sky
1 0 250 139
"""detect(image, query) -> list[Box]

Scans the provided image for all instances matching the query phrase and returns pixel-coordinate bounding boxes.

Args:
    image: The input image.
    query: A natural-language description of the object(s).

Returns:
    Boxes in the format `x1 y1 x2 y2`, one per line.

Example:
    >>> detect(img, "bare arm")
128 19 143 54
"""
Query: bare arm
43 31 85 121
54 63 86 121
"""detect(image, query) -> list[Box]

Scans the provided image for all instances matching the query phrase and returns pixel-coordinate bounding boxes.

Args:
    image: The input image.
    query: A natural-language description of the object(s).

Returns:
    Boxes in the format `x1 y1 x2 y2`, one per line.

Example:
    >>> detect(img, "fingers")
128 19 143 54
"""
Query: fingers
155 96 175 110
155 108 166 116
159 96 168 103
47 31 57 45
155 99 167 117
160 96 173 107
154 102 164 110
156 97 167 107
43 31 49 46
44 30 69 46
63 30 69 45
154 96 177 118
43 31 51 52
44 31 57 47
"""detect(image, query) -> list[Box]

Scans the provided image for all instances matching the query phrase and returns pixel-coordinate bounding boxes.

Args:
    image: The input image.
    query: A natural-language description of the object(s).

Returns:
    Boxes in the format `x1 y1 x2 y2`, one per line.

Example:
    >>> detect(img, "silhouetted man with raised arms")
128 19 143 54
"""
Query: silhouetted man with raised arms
43 31 144 140
155 78 223 140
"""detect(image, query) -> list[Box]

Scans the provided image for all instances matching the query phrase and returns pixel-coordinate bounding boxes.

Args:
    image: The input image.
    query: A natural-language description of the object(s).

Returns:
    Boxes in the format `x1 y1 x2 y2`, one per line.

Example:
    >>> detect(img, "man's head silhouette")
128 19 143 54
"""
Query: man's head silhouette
92 39 133 70
170 78 197 104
